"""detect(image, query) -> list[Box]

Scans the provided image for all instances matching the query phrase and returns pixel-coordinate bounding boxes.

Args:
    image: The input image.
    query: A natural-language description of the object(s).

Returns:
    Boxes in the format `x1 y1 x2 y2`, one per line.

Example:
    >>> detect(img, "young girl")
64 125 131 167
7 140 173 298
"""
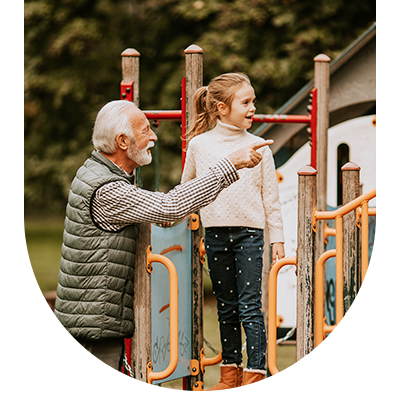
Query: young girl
181 73 285 389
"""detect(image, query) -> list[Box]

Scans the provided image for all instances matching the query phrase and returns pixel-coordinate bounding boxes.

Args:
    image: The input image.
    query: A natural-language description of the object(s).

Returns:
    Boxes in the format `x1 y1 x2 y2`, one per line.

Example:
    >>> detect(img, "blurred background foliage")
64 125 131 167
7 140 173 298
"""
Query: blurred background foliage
24 0 375 215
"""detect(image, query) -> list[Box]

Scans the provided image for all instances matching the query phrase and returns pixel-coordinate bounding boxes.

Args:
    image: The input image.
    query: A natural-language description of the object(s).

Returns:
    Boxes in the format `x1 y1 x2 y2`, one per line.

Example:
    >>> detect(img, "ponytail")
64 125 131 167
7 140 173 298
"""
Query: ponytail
186 86 219 141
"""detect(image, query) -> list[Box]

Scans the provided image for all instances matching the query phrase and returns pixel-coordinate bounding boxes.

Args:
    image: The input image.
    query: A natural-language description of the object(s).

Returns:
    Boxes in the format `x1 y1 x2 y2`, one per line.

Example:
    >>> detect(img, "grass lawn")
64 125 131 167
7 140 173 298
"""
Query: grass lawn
24 218 295 391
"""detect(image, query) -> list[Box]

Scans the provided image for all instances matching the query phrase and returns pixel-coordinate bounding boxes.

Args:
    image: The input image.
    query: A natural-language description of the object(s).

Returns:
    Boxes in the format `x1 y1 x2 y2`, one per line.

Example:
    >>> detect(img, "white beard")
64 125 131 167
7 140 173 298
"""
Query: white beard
128 142 153 166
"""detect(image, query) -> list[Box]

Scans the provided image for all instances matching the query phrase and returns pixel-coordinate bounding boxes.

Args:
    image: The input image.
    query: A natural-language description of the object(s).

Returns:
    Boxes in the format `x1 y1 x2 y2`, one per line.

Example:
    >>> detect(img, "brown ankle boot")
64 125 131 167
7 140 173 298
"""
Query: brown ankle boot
208 364 242 390
242 368 267 386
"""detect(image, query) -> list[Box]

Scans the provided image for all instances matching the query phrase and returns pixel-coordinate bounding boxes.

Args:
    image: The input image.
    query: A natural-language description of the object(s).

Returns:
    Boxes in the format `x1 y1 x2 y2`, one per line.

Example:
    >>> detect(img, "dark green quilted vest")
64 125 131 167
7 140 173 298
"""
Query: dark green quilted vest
55 151 139 340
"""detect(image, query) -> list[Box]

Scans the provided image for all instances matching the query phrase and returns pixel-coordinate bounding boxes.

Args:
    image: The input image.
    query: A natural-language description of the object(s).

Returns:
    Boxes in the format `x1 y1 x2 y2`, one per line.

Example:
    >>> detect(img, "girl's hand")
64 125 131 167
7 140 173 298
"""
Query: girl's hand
271 242 285 265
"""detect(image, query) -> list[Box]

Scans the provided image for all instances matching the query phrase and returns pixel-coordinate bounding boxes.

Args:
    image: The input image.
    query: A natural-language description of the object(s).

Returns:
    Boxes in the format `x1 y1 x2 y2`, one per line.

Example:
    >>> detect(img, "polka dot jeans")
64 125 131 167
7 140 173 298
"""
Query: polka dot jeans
205 226 266 370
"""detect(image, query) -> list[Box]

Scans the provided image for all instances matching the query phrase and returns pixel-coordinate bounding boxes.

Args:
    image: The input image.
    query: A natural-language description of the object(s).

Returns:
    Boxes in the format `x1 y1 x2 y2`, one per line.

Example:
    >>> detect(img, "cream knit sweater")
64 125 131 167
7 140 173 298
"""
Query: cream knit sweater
181 120 284 244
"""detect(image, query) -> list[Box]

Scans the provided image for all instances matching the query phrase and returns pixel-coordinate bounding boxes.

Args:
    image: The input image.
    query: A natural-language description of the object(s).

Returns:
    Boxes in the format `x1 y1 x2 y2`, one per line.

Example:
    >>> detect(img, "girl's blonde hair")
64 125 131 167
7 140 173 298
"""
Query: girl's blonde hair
186 72 251 141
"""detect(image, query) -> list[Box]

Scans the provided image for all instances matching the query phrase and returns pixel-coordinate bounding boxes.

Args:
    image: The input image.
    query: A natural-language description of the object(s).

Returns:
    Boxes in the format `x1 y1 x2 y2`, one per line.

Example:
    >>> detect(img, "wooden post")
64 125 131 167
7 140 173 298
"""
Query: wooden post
121 48 142 187
121 48 140 106
184 44 204 390
296 166 317 360
184 45 203 130
313 55 330 330
313 54 331 259
341 162 361 314
131 224 152 381
313 53 330 212
314 54 331 390
189 217 204 389
121 48 152 381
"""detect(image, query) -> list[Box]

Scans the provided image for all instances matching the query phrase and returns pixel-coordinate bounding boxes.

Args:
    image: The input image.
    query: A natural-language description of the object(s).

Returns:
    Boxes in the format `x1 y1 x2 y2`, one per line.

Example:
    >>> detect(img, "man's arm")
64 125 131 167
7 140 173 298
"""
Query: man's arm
92 141 273 231
92 158 238 230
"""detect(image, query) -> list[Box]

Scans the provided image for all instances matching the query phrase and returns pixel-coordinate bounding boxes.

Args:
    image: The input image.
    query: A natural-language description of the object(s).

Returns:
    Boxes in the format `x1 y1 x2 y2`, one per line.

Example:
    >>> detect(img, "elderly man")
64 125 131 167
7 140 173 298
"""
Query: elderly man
54 100 272 371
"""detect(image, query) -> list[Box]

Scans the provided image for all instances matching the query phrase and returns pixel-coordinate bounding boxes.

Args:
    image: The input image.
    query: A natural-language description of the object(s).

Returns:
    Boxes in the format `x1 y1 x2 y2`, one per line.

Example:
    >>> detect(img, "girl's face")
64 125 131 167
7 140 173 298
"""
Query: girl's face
218 83 256 130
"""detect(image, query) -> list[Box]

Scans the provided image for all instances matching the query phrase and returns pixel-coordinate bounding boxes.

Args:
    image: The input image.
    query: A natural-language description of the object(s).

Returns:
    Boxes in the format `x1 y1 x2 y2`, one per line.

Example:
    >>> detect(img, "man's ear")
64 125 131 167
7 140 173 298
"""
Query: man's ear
217 102 228 116
115 133 129 151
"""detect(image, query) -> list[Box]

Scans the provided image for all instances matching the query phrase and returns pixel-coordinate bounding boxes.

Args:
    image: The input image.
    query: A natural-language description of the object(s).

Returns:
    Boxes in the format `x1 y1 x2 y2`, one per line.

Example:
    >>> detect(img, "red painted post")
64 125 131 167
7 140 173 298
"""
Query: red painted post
120 81 134 102
181 76 187 172
125 338 132 372
310 88 318 169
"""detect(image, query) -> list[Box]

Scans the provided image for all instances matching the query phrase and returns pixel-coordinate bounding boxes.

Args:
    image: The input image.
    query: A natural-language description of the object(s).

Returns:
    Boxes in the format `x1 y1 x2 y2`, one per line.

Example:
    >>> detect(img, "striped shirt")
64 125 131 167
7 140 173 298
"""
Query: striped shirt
91 158 239 231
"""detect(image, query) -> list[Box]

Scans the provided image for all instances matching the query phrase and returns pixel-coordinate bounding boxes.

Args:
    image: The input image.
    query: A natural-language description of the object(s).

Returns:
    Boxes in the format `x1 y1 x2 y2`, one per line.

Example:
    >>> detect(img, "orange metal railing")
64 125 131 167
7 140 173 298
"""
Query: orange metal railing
315 249 337 346
146 246 179 384
266 189 375 373
313 188 376 347
267 257 297 375
199 349 222 374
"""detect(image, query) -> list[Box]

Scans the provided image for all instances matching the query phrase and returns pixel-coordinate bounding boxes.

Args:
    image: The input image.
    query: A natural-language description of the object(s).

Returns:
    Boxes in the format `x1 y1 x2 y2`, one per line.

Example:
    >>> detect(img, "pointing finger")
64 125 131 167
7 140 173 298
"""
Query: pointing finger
251 140 274 150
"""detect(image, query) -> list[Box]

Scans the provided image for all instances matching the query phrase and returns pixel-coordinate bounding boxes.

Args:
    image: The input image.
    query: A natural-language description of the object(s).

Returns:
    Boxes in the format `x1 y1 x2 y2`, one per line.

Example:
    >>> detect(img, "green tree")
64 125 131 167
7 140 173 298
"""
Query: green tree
24 0 375 214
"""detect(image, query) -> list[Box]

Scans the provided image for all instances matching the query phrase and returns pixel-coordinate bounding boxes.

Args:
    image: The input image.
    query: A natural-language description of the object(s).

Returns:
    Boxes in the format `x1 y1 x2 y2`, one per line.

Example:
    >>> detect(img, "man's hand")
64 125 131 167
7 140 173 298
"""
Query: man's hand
227 140 274 170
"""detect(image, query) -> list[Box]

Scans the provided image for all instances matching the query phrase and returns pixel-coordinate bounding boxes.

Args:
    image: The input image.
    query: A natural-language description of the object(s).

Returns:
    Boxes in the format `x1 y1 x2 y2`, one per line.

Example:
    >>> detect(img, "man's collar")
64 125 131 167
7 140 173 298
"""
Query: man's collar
91 150 135 182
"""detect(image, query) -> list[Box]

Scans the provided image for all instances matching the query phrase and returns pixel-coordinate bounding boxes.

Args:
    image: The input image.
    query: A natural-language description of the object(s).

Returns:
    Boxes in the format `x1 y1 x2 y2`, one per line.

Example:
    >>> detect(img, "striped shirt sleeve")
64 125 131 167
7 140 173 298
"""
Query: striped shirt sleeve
91 158 239 231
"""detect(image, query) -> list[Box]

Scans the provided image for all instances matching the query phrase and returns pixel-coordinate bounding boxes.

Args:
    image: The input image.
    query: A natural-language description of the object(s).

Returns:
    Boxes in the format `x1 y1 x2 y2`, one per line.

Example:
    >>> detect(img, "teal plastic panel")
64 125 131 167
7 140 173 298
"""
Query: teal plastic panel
150 218 192 384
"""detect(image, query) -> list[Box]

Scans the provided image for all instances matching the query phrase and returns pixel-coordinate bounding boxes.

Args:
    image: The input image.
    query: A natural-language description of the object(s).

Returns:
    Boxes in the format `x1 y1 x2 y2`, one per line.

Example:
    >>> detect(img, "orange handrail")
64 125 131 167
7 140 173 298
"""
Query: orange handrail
199 237 206 264
315 249 336 347
313 188 376 347
324 317 336 339
312 188 376 226
146 246 179 384
267 257 297 375
324 221 336 244
199 349 222 374
356 206 376 226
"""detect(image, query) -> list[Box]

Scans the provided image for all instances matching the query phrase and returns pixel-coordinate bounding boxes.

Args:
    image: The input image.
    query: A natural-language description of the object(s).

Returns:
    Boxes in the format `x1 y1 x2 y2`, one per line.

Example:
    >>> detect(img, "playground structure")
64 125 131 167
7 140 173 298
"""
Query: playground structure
275 113 376 331
117 38 376 390
267 164 375 374
264 24 376 335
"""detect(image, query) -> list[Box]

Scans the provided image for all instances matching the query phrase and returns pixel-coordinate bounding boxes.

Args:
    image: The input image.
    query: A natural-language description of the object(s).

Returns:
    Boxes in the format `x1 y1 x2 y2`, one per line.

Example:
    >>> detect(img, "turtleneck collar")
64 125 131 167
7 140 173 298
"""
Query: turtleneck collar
215 119 247 140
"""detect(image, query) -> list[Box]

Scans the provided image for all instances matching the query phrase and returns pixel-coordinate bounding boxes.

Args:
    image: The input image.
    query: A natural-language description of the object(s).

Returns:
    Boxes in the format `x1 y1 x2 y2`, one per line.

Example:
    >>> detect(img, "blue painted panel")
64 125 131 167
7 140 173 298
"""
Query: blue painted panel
150 218 192 384
324 206 376 325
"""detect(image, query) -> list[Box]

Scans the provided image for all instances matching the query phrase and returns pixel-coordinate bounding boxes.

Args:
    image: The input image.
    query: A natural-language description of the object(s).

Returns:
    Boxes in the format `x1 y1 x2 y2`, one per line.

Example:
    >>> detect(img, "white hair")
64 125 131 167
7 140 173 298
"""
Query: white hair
92 100 137 154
